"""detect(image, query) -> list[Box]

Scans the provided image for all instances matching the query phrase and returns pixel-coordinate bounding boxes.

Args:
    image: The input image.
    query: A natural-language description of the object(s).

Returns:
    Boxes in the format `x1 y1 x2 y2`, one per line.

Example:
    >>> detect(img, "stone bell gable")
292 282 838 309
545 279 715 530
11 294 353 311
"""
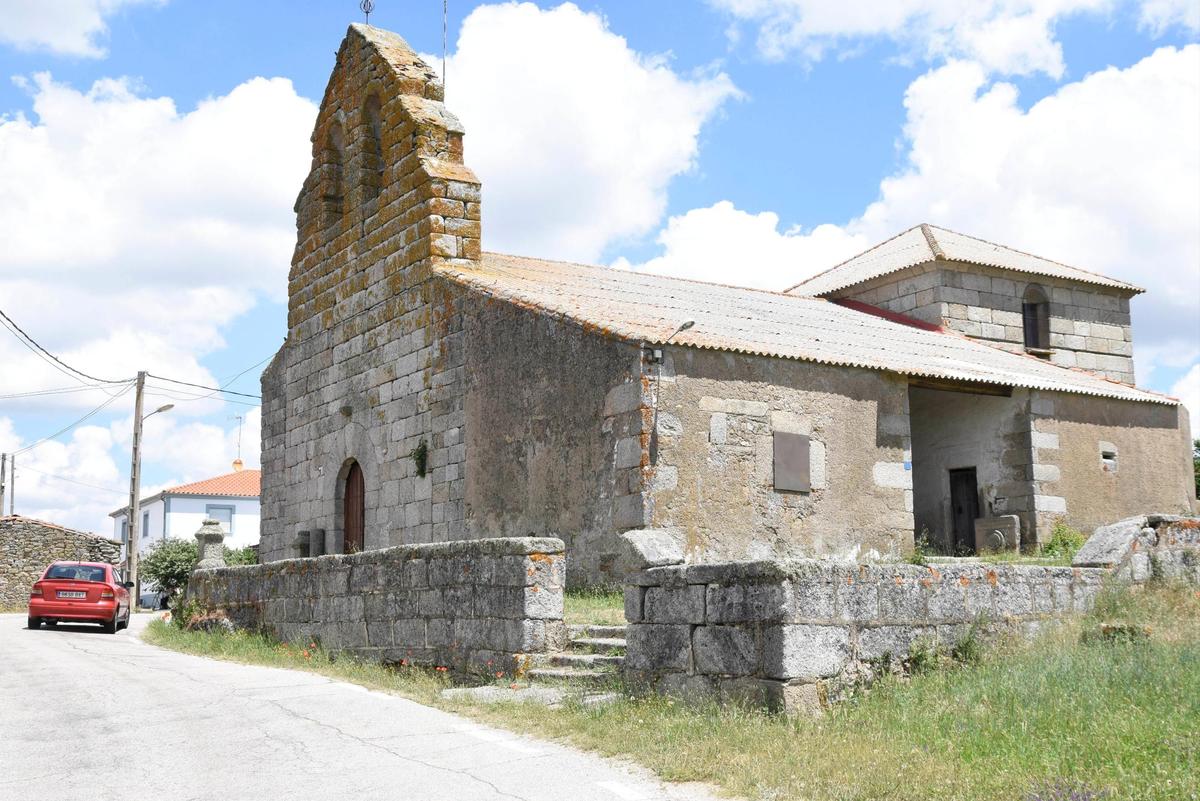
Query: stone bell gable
260 25 480 562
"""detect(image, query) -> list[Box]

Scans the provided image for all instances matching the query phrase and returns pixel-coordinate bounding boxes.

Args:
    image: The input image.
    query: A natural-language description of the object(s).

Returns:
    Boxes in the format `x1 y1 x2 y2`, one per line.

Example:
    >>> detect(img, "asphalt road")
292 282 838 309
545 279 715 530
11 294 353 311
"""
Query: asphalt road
0 613 718 801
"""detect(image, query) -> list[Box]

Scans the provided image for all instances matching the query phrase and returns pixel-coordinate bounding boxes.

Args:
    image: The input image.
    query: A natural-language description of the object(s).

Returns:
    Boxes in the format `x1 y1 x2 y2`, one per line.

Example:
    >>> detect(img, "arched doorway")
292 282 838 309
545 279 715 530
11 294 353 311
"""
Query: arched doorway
343 460 364 554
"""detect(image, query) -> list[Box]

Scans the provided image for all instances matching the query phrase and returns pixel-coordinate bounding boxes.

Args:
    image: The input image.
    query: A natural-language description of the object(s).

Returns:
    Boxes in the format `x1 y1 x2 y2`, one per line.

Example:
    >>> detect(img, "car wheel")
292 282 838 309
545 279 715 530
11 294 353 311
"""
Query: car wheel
119 608 130 630
103 611 119 634
27 617 40 629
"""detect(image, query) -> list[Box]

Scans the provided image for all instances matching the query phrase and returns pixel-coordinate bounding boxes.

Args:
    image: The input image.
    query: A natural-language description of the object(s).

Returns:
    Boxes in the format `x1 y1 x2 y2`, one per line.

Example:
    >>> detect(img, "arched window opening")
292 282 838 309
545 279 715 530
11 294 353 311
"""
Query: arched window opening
361 95 384 202
343 460 365 554
1022 285 1050 352
321 122 345 229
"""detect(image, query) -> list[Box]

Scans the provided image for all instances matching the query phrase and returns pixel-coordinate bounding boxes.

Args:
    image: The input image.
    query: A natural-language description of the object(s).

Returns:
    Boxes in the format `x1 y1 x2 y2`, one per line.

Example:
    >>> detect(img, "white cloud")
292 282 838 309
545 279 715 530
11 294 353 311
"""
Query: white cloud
614 201 865 289
434 1 739 263
0 415 125 534
622 46 1200 388
0 73 314 409
1139 0 1200 35
0 0 162 58
1170 364 1200 428
709 0 1196 77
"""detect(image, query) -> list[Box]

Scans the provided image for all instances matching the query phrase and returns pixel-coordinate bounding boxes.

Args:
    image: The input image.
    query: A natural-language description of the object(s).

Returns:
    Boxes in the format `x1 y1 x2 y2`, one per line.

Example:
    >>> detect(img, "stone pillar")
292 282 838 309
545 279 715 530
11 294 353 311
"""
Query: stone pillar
195 519 226 569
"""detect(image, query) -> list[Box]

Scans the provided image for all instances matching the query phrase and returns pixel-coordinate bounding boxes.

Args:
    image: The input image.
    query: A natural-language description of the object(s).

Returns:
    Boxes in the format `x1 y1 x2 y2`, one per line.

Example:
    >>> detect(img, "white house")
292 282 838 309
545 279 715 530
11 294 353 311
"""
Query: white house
111 467 261 556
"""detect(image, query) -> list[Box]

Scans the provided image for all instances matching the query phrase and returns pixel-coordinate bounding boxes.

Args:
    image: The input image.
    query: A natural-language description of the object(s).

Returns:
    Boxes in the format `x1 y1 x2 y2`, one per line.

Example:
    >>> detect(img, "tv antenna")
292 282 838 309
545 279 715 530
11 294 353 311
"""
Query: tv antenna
360 0 375 25
230 415 244 461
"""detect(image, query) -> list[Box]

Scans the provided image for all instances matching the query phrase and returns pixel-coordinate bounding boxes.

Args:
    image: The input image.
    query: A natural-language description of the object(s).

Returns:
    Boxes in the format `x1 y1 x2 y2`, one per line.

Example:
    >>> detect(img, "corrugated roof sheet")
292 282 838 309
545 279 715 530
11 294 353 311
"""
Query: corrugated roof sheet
788 224 1144 296
436 253 1171 405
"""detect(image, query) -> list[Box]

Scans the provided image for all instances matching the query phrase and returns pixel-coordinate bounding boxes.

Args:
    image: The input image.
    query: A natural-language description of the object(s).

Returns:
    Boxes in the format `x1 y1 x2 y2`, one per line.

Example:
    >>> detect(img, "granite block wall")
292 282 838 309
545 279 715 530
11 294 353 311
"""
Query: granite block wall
623 558 1107 715
186 536 566 672
0 516 122 608
827 261 1137 384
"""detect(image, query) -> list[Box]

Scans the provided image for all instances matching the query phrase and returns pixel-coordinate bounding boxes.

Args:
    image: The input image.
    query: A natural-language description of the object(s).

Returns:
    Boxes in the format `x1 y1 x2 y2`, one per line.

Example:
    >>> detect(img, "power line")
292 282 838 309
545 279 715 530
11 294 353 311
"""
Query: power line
18 465 127 497
146 373 262 400
144 388 261 408
0 307 133 385
13 383 134 456
0 385 109 401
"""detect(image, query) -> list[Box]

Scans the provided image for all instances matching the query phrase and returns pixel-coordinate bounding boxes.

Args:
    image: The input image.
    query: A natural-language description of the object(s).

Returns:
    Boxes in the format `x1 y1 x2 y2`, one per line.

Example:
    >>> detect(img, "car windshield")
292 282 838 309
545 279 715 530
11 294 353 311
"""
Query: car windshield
44 565 107 582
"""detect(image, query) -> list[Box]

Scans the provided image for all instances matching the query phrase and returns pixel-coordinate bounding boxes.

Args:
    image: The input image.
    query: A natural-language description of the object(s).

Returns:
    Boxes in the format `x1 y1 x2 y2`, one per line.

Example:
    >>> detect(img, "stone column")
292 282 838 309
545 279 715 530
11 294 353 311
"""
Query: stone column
195 519 226 569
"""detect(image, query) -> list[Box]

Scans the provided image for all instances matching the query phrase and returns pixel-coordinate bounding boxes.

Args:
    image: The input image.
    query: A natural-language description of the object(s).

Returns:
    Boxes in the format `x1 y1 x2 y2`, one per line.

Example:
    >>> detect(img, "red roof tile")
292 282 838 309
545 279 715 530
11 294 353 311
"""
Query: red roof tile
166 469 260 498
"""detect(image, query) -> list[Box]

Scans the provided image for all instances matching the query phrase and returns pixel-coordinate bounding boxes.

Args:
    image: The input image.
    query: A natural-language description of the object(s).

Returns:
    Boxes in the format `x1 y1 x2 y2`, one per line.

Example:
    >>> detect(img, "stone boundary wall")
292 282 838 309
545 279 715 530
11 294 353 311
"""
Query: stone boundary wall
0 516 122 608
186 536 566 672
1074 514 1200 583
623 559 1107 715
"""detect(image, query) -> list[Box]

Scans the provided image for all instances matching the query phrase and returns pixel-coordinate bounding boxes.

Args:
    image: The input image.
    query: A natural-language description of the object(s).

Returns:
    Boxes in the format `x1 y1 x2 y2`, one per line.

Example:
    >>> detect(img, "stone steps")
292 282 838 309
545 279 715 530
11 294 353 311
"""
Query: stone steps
530 652 624 669
527 623 627 689
568 624 627 640
525 666 617 686
569 636 627 654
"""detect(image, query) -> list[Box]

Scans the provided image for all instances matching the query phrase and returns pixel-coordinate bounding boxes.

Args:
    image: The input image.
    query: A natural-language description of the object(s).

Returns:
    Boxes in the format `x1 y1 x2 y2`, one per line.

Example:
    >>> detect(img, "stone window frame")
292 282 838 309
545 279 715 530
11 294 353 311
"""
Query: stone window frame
1021 283 1051 354
1099 441 1119 473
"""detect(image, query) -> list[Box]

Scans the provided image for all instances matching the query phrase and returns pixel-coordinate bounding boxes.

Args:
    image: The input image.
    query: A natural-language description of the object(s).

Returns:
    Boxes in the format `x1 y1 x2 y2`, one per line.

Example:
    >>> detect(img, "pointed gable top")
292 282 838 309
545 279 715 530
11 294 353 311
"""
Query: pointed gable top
788 224 1143 297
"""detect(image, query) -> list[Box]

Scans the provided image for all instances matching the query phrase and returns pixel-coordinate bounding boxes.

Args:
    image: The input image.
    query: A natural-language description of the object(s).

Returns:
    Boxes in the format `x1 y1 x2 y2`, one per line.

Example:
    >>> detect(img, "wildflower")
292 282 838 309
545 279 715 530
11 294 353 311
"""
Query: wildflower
399 659 408 667
486 660 494 667
435 666 448 672
510 683 519 690
495 671 504 679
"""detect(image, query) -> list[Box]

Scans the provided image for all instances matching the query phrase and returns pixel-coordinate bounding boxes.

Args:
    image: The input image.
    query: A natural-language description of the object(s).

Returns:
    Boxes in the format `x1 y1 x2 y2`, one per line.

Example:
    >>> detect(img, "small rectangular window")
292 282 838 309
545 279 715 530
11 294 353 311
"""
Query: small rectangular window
206 505 235 534
773 431 811 492
142 511 150 538
1101 450 1118 472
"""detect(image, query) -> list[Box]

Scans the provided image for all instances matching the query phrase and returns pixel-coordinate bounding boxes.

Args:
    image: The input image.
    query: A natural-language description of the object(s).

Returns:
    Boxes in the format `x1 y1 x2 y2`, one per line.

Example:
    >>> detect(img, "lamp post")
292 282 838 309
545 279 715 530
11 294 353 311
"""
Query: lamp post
126 369 173 609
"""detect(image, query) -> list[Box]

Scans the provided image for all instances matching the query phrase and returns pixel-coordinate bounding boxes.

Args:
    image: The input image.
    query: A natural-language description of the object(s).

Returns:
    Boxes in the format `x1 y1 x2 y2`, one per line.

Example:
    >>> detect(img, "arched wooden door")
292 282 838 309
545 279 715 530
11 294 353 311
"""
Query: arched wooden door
343 461 364 554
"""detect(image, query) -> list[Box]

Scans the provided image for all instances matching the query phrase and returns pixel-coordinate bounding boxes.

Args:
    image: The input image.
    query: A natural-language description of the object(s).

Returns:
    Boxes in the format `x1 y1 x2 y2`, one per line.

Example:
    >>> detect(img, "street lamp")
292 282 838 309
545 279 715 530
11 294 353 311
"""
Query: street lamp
125 369 173 610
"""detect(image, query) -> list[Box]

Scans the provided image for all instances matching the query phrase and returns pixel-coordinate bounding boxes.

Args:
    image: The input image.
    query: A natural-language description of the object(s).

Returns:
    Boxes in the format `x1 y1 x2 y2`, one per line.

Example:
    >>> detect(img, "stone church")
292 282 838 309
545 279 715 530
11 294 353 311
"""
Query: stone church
258 24 1197 585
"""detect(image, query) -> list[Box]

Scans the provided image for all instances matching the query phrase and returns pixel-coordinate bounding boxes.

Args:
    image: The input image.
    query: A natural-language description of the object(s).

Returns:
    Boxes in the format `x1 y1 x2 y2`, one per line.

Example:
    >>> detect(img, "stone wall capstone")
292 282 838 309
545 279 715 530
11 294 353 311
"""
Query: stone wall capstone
185 536 566 673
0 516 122 608
623 558 1108 715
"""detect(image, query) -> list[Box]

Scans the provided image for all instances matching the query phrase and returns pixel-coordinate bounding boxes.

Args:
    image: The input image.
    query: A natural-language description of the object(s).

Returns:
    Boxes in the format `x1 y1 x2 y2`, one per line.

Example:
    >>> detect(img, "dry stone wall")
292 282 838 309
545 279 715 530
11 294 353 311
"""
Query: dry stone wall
0 516 121 607
624 558 1106 715
186 536 566 672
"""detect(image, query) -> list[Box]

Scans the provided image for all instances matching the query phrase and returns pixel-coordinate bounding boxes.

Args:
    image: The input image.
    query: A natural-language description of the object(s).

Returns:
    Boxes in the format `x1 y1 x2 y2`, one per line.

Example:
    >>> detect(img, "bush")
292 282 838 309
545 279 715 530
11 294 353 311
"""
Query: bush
1041 519 1086 562
140 537 256 607
140 538 199 603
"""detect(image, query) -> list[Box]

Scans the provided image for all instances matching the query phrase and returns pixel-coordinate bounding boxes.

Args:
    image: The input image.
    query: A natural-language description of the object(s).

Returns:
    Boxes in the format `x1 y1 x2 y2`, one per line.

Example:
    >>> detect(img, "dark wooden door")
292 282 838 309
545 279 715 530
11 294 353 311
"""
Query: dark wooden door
949 467 980 555
343 461 364 554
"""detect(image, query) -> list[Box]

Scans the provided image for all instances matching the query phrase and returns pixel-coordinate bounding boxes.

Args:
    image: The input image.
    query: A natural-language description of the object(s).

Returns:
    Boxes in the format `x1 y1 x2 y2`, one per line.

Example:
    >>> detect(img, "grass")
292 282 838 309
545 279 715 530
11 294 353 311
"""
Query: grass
564 586 626 626
144 581 1200 801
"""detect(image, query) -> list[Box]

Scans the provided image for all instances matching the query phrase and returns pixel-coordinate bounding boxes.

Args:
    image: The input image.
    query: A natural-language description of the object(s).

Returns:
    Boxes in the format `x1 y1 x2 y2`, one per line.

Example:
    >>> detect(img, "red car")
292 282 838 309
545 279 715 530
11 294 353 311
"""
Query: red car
28 562 132 633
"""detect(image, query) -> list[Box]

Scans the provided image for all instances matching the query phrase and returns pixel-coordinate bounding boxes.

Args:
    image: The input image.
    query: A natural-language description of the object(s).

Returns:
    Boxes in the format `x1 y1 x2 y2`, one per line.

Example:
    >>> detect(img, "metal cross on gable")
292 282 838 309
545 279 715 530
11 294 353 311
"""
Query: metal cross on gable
360 0 375 25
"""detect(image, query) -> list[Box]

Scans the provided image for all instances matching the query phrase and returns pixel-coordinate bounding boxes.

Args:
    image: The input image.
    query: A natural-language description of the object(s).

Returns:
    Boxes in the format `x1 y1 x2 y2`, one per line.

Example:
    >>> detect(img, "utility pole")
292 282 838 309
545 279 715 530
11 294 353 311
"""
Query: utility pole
125 372 173 609
7 453 13 515
0 453 7 515
126 372 146 604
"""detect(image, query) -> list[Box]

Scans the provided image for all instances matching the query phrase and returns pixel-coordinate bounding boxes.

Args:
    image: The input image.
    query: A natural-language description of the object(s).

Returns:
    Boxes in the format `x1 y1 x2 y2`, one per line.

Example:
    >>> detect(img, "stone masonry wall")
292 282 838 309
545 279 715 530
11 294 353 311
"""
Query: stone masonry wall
462 294 644 587
186 536 566 672
647 347 914 563
828 261 1137 384
259 25 480 561
0 516 122 607
624 558 1106 715
1074 514 1200 583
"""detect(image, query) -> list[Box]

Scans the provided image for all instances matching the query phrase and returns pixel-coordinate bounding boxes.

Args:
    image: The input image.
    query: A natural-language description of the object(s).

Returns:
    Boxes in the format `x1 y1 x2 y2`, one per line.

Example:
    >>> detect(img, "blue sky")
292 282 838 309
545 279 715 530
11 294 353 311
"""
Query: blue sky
0 0 1197 533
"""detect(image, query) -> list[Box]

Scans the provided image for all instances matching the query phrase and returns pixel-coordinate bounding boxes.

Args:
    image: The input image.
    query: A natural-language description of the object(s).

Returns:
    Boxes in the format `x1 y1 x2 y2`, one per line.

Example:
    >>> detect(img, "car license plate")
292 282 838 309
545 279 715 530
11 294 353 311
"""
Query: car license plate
56 591 86 599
